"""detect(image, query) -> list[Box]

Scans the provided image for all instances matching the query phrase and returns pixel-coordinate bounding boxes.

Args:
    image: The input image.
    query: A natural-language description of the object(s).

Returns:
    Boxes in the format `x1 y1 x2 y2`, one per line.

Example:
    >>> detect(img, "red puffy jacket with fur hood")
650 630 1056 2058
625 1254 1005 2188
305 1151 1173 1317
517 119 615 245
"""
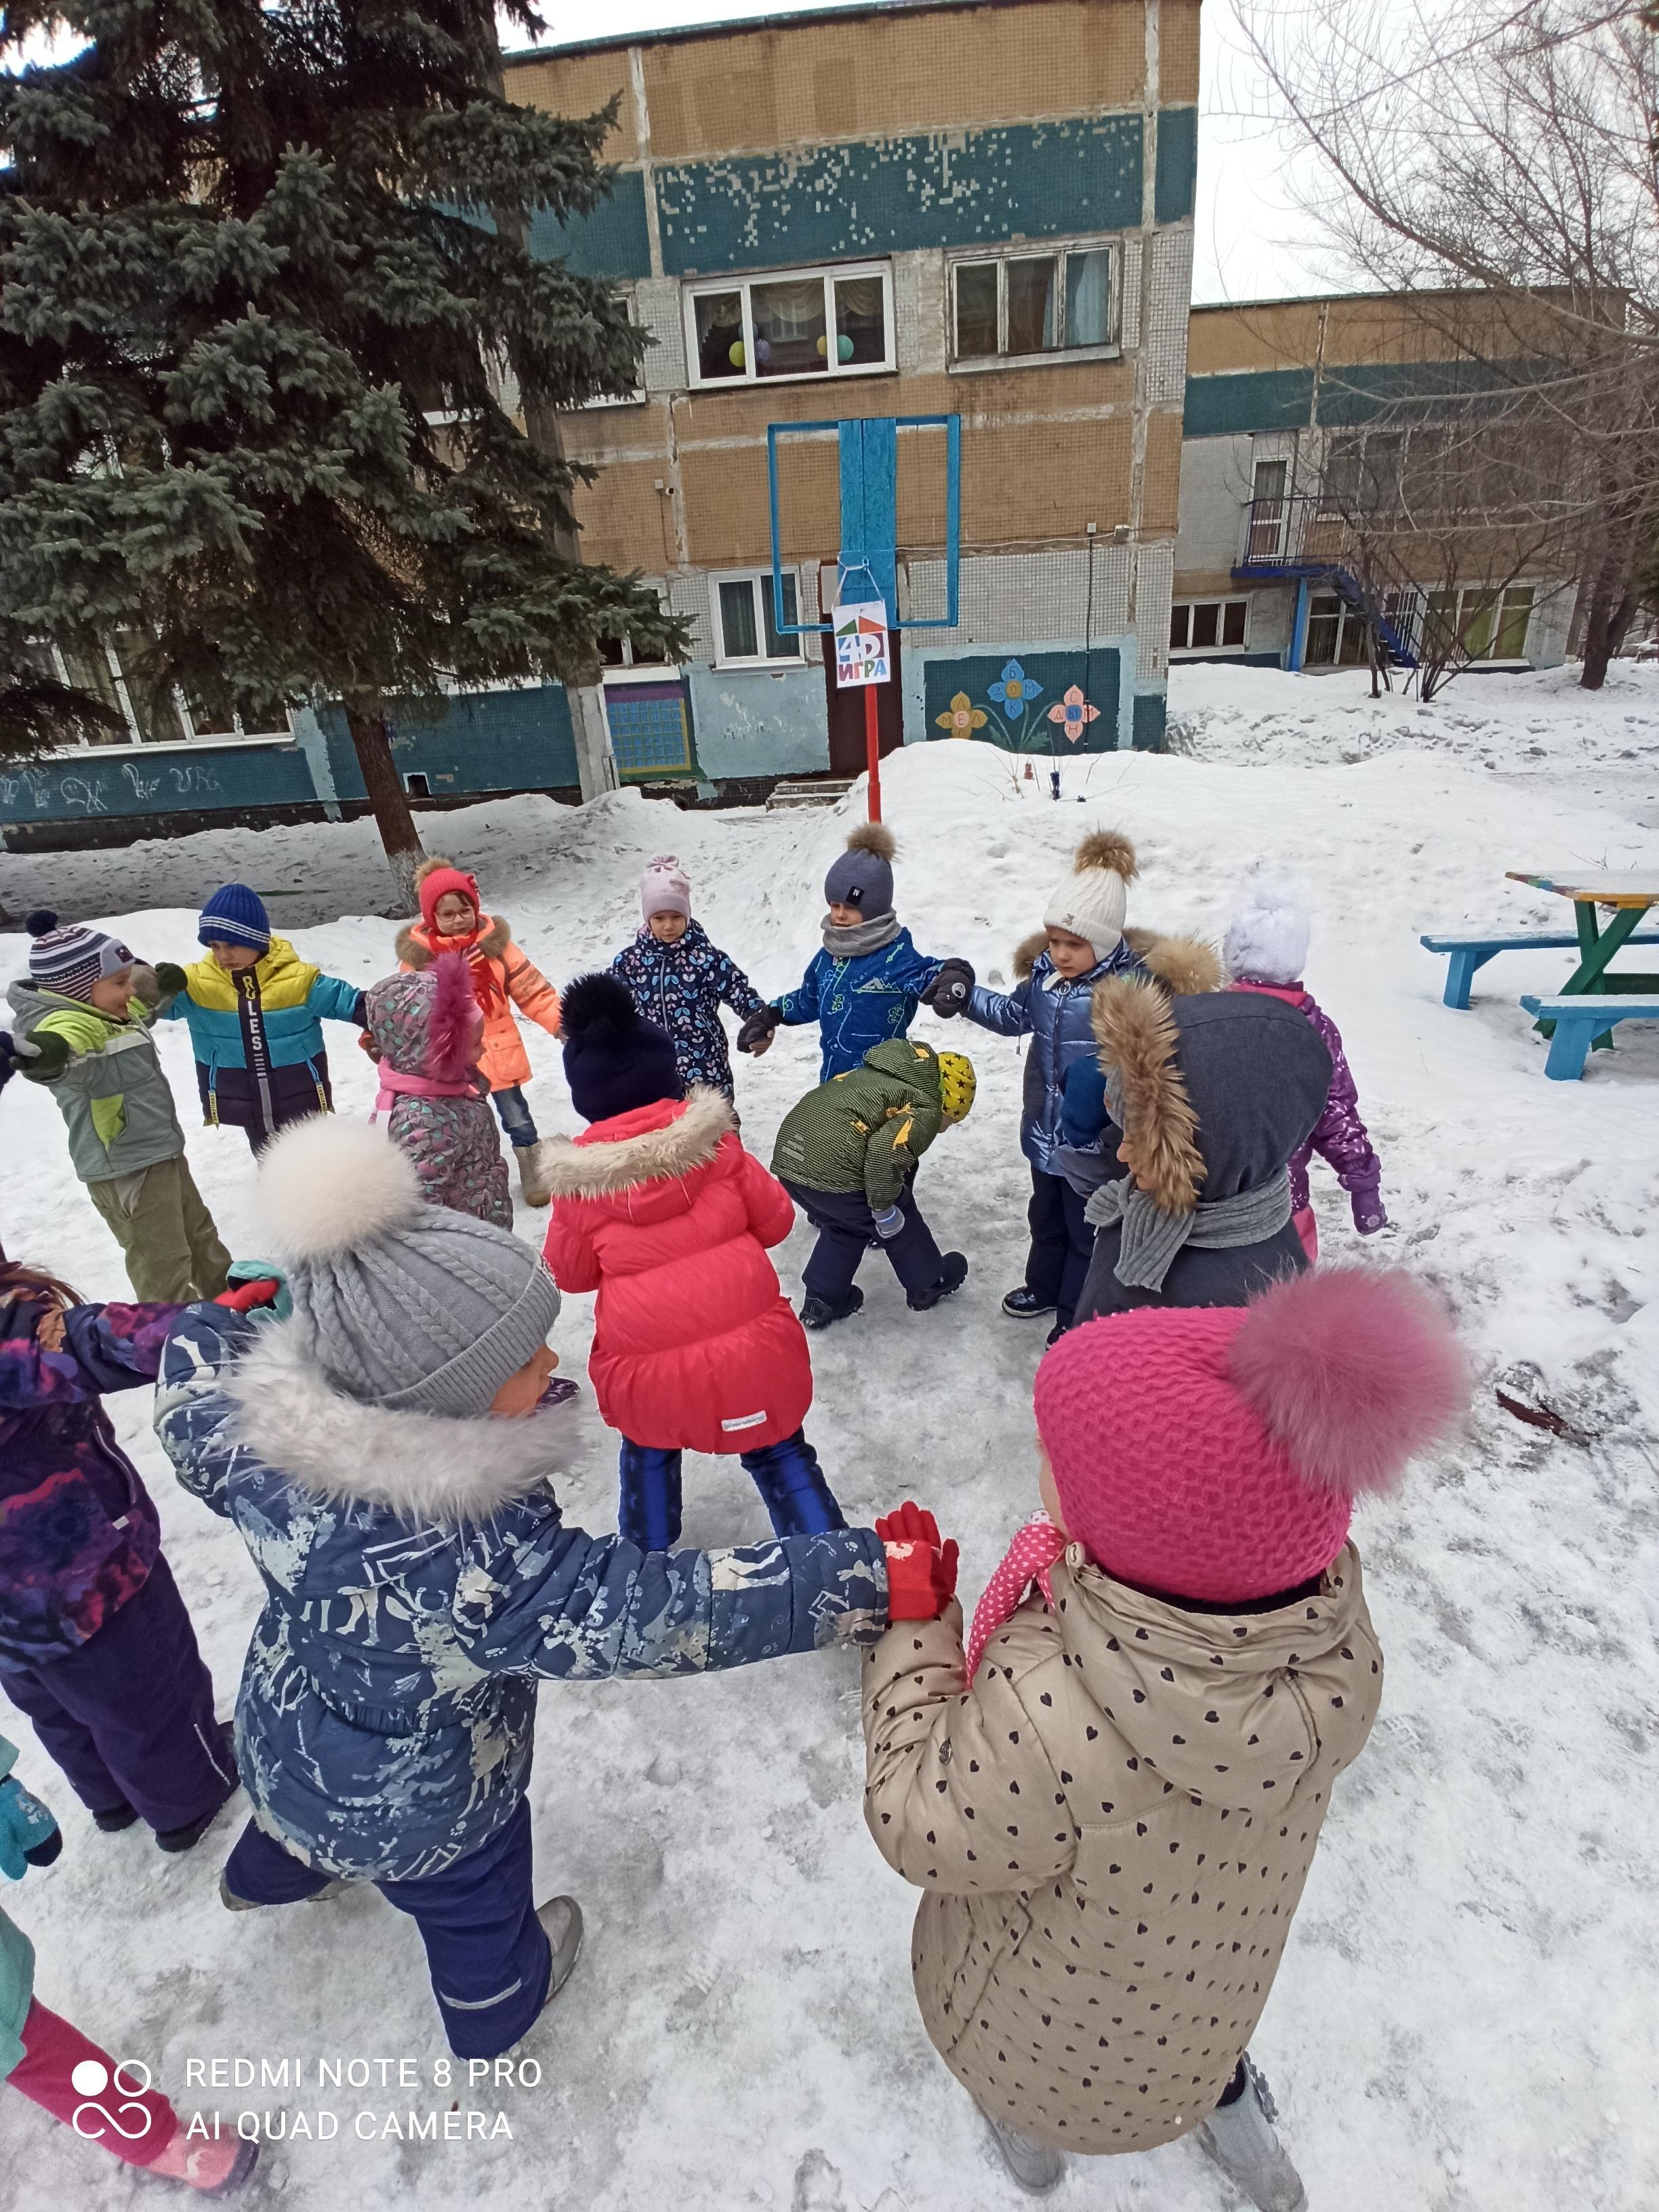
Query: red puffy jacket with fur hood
539 1087 812 1452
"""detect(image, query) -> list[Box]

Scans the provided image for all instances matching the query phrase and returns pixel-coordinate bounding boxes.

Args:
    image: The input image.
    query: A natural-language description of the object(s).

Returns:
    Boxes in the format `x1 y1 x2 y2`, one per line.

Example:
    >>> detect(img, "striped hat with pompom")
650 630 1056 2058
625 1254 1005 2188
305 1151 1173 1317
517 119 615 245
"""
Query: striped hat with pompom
1043 831 1138 961
24 909 136 1002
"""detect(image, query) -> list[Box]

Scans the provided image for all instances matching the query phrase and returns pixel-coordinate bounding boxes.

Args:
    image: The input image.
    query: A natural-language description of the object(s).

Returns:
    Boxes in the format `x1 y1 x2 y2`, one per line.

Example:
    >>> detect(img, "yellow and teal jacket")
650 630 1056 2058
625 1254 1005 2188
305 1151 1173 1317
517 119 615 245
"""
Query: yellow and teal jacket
6 980 186 1184
155 937 365 1133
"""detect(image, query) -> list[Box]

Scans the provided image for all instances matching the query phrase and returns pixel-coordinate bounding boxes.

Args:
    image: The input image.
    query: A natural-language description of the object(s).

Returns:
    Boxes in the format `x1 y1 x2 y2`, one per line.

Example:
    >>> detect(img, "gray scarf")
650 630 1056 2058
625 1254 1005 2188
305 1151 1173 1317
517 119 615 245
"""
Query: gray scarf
823 909 901 960
1084 1168 1294 1291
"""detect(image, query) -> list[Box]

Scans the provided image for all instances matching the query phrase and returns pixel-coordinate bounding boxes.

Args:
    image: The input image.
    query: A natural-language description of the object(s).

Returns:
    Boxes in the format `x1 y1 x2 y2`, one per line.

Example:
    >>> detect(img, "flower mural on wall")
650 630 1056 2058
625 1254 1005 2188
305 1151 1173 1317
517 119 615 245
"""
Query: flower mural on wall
988 659 1042 718
934 691 989 737
1046 684 1101 743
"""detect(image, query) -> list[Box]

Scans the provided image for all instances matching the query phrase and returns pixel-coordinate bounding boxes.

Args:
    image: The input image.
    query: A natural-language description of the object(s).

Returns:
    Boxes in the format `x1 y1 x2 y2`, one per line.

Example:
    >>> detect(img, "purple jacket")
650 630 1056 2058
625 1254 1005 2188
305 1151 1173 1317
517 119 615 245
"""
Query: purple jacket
1232 983 1384 1227
0 1294 181 1670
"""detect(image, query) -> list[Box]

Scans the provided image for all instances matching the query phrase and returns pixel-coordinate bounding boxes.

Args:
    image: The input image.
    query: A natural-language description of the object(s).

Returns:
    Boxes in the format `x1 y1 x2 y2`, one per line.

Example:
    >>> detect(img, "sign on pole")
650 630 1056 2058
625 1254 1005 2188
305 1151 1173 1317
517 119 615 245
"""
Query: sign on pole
832 601 891 687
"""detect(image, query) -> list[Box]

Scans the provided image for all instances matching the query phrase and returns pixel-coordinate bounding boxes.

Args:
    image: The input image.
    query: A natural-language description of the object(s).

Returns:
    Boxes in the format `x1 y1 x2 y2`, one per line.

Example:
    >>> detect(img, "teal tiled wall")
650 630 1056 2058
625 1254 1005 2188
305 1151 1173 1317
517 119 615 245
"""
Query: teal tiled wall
318 687 580 800
0 741 318 827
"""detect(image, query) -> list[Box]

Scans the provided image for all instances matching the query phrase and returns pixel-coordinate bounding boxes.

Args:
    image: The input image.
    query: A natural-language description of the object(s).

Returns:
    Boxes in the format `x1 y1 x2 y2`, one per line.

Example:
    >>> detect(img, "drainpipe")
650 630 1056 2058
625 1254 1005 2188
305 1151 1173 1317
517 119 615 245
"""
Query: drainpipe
1288 579 1311 672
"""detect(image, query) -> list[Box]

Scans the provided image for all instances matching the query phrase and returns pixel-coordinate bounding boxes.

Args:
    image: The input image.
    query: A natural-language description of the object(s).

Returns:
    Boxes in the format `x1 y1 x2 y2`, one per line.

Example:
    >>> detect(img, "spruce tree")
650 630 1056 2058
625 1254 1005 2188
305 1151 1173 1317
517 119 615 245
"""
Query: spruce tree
0 0 687 902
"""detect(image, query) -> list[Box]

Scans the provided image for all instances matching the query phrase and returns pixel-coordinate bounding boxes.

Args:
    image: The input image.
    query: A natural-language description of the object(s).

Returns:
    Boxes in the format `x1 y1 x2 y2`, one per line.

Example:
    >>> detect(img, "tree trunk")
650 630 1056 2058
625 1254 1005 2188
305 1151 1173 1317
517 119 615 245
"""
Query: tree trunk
343 697 425 911
1580 583 1636 691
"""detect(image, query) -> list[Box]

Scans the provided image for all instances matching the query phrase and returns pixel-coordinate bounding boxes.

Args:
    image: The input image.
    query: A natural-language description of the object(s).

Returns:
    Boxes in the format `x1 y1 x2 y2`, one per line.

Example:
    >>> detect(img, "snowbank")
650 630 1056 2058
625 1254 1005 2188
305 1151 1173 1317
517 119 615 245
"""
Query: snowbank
2 663 1657 2209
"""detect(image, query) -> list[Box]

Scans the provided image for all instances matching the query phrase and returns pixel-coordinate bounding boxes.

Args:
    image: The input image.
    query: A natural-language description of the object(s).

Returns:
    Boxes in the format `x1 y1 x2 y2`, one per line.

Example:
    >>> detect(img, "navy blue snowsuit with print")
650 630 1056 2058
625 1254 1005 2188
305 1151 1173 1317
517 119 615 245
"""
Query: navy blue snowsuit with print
776 929 945 1082
609 920 765 1099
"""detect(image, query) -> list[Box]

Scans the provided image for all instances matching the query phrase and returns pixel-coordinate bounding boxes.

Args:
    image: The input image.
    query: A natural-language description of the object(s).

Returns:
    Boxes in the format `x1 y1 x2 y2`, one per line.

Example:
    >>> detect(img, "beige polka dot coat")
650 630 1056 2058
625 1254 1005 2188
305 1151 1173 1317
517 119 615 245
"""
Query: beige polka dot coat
861 1542 1381 2155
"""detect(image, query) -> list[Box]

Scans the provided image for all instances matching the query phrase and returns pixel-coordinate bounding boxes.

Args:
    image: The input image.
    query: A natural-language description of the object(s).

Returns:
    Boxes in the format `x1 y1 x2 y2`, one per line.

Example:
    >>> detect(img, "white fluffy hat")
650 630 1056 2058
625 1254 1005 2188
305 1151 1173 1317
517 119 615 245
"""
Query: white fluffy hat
1223 878 1312 987
1043 831 1137 961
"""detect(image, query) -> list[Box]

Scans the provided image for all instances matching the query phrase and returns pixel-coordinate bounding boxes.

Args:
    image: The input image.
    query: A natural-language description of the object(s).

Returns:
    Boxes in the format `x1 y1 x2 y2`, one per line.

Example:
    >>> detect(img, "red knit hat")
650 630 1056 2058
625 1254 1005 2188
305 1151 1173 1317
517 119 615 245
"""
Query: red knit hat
417 863 481 937
1033 1268 1468 1603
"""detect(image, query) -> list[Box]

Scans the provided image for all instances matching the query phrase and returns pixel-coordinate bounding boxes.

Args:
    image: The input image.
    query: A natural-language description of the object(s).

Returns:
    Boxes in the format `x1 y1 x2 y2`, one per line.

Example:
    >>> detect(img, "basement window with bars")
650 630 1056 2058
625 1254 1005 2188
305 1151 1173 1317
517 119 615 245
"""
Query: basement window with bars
684 264 894 389
950 243 1118 367
1170 599 1250 655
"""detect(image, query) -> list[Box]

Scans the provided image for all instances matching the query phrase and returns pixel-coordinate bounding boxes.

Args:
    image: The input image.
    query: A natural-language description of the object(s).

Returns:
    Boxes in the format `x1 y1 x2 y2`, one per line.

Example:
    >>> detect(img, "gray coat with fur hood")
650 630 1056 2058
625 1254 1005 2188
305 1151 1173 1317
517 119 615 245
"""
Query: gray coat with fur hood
155 1305 886 1881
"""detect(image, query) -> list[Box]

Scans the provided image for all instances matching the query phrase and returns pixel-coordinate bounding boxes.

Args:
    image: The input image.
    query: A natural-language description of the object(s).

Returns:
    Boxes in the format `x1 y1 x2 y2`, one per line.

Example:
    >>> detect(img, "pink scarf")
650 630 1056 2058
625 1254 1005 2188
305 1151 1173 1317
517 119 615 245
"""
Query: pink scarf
964 1512 1070 1681
373 1064 484 1119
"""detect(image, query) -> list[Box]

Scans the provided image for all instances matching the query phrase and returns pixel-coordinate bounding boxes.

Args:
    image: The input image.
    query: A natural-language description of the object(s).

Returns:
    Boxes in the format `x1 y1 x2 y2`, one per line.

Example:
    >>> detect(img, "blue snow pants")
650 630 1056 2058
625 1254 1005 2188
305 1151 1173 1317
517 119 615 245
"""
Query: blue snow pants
223 1797 552 2060
617 1428 847 1553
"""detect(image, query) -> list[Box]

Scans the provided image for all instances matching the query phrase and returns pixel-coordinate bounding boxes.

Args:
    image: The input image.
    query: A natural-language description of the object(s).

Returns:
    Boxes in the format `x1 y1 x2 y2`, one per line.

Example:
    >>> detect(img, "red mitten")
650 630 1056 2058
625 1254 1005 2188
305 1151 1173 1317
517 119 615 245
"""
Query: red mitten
874 1500 960 1622
213 1278 283 1313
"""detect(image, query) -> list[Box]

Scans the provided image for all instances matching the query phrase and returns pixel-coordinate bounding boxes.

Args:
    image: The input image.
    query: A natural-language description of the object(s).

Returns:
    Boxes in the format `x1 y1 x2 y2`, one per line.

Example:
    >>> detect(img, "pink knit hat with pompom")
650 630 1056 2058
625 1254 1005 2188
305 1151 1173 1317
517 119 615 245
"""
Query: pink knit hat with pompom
1033 1268 1468 1602
640 854 691 922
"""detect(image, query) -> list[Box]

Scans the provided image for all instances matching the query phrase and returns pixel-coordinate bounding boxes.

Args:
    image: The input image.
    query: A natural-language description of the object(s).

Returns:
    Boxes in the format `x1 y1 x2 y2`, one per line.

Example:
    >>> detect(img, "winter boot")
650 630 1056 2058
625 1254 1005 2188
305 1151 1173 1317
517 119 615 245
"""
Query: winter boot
979 2108 1065 2194
94 1803 139 1833
907 1252 969 1312
516 1145 552 1209
1002 1286 1056 1319
800 1286 864 1331
1193 2057 1309 2212
537 1896 585 2013
147 2129 260 2195
218 1875 351 1912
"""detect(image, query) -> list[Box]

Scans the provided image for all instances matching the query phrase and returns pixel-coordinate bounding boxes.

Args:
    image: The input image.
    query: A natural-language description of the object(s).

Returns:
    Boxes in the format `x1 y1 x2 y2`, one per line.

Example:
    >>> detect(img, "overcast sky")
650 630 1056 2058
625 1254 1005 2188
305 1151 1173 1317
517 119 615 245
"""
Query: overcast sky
516 0 1341 304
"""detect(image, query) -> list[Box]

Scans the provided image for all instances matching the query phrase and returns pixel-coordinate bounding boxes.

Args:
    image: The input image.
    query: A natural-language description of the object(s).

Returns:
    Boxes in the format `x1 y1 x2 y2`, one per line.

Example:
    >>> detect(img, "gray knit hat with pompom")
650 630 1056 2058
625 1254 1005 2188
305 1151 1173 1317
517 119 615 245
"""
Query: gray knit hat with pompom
253 1116 560 1416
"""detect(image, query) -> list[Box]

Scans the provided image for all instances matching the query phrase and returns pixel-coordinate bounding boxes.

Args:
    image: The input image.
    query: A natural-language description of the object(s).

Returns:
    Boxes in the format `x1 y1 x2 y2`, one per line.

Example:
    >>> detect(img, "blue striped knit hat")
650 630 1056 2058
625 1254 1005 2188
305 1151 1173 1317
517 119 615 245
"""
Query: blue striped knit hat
199 882 270 951
25 910 136 1002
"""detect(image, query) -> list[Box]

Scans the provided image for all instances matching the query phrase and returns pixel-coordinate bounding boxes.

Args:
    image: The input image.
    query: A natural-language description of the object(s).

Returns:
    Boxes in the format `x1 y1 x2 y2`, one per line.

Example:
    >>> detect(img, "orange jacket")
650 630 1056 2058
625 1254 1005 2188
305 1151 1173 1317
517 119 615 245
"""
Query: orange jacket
395 913 560 1093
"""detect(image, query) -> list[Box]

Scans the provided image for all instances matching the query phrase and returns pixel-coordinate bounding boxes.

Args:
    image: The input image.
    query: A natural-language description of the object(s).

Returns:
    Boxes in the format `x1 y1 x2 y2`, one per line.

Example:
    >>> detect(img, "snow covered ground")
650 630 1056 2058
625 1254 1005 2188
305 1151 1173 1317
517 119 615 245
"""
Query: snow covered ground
3 659 1658 2212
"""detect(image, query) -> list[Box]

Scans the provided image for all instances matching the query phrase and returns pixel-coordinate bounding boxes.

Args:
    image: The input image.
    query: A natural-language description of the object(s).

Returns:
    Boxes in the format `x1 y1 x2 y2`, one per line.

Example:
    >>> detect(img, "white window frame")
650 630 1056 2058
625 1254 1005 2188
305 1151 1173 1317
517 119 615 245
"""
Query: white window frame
682 262 895 392
1424 583 1536 666
1170 598 1252 659
710 571 806 669
28 638 291 753
947 237 1122 373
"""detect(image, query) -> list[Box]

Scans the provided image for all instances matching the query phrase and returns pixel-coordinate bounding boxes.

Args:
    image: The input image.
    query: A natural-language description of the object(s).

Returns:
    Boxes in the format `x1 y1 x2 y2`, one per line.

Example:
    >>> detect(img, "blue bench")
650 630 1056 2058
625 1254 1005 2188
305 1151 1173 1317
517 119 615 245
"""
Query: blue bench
1421 930 1659 1009
1519 994 1659 1079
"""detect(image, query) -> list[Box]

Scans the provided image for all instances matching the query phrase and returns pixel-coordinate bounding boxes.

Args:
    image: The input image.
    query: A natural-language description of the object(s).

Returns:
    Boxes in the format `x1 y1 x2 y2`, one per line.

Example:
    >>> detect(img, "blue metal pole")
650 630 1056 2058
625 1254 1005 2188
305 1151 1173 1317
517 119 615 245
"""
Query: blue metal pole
1288 578 1311 672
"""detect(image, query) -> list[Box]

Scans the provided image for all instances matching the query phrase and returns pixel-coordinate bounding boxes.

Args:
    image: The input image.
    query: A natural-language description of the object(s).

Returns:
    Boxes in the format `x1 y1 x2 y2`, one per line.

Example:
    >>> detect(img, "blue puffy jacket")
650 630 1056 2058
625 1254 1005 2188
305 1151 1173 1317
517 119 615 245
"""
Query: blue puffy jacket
155 1307 888 1882
962 935 1147 1172
775 928 944 1082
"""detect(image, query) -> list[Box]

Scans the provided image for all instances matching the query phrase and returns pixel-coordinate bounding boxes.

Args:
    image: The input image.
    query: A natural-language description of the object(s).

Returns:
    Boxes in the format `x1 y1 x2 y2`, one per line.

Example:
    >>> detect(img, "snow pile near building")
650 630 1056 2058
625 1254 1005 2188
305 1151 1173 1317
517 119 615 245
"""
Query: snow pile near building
2 665 1658 2211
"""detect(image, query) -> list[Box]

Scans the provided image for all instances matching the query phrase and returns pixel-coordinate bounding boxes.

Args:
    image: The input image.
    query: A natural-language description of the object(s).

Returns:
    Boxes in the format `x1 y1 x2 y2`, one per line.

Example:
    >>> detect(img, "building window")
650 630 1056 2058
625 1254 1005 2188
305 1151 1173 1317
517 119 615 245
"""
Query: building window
1425 584 1534 663
712 573 802 665
33 638 287 747
1170 600 1250 656
950 244 1118 365
684 264 893 389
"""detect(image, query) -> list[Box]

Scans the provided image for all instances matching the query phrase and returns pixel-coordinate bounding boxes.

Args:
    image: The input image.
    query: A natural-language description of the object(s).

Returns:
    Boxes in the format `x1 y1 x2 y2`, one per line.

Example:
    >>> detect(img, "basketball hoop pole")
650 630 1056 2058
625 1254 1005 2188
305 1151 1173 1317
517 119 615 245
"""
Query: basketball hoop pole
865 686 882 823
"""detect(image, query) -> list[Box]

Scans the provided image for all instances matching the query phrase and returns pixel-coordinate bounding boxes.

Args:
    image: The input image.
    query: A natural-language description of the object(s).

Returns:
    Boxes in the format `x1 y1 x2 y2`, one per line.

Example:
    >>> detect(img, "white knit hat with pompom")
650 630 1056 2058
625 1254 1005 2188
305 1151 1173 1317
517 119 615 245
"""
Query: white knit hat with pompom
1042 830 1138 960
1223 878 1312 987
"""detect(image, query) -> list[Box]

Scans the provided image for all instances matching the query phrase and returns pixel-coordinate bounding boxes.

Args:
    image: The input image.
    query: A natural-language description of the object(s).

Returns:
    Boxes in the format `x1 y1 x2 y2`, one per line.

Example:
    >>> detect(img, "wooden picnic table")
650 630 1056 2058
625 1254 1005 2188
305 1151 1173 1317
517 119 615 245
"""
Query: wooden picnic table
1506 871 1659 1052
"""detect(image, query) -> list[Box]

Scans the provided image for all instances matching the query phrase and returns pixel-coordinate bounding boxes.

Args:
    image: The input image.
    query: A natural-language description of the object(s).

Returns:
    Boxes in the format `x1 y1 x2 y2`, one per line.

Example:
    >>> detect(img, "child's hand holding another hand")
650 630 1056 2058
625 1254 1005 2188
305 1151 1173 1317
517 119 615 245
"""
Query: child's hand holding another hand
876 1502 960 1622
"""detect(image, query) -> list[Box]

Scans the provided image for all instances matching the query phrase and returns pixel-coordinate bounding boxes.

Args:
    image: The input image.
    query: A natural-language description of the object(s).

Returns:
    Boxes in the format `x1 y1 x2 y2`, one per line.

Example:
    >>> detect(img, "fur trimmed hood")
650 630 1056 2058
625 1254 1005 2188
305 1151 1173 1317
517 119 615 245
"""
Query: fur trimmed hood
223 1320 565 1524
1090 977 1206 1213
535 1084 734 1202
1012 926 1220 991
396 914 512 970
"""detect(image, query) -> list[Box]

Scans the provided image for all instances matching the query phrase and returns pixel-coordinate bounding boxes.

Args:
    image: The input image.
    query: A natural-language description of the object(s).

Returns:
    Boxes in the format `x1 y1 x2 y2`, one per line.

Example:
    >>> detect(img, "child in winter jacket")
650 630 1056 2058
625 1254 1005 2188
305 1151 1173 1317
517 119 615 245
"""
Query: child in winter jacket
155 882 366 1153
1 1738 257 2193
7 914 231 1303
771 1040 977 1329
541 972 846 1552
396 857 562 1206
1073 982 1332 1328
0 1247 270 1851
1224 880 1386 1261
947 834 1218 1338
861 1268 1467 2205
610 855 766 1099
737 824 974 1082
365 951 512 1229
155 1114 892 2061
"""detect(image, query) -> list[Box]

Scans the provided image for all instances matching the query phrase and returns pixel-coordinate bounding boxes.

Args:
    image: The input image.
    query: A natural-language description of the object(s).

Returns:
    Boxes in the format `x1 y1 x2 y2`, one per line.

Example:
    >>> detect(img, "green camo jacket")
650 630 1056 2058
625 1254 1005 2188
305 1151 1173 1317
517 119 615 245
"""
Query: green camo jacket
7 980 185 1185
771 1036 945 1212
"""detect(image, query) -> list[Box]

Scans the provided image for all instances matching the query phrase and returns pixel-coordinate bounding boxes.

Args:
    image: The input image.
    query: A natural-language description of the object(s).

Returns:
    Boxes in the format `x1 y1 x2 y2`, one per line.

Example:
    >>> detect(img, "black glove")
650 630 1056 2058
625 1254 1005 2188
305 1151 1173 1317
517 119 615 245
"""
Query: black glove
151 961 188 1002
18 1029 68 1081
0 1031 37 1090
737 1005 782 1055
921 958 975 1019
